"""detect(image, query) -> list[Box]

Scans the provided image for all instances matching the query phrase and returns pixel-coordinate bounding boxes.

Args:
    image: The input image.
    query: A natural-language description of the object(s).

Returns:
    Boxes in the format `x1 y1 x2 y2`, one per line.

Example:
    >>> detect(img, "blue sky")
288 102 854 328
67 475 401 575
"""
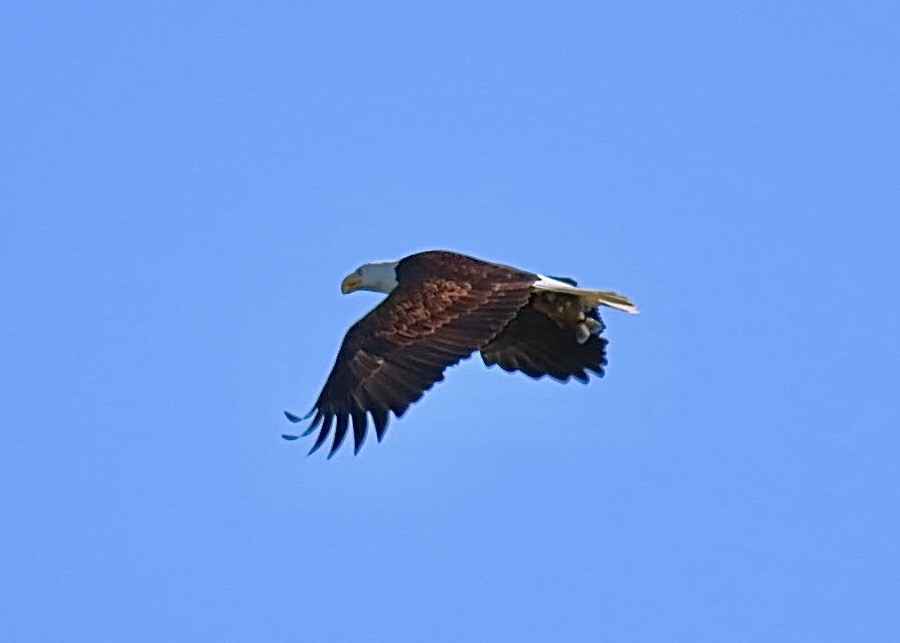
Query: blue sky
2 1 898 640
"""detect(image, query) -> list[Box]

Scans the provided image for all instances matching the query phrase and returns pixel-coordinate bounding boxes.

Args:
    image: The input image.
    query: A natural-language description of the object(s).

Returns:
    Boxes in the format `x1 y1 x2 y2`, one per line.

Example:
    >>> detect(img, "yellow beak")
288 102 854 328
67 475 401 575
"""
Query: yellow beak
341 273 362 294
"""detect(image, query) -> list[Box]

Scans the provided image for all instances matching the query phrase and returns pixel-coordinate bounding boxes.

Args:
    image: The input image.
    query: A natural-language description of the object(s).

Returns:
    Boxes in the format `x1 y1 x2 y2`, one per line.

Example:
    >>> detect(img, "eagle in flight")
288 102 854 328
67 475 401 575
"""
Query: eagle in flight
284 250 637 456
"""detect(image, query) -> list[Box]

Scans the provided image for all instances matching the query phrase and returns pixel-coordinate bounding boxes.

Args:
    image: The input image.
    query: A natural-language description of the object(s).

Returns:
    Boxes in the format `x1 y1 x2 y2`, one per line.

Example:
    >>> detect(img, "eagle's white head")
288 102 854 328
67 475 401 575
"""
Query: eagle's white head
341 260 400 295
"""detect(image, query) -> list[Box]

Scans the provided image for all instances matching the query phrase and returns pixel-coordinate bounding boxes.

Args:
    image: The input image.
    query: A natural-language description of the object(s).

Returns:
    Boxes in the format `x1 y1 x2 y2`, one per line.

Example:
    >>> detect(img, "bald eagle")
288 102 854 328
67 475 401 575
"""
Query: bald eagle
284 250 637 456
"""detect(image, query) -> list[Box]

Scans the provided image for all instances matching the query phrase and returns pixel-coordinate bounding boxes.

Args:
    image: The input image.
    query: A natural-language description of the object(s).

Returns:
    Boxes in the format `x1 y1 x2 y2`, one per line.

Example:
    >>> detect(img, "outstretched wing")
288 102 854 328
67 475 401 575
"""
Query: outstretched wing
288 252 536 457
480 302 607 383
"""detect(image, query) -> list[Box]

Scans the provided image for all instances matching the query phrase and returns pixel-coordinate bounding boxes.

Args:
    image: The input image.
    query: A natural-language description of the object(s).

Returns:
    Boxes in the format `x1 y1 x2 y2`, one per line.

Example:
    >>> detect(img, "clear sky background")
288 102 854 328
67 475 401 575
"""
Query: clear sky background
2 2 898 641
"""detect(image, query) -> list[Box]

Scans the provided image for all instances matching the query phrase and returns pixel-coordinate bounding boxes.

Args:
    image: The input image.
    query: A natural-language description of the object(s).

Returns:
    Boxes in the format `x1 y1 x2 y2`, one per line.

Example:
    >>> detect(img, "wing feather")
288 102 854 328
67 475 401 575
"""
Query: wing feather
328 413 351 458
371 407 389 442
308 414 334 455
480 301 608 383
350 409 368 454
301 410 323 437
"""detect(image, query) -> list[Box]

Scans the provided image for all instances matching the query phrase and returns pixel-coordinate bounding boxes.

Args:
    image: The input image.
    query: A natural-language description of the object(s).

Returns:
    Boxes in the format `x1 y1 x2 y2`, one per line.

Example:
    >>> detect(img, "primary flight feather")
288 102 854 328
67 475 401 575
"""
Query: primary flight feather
284 250 637 457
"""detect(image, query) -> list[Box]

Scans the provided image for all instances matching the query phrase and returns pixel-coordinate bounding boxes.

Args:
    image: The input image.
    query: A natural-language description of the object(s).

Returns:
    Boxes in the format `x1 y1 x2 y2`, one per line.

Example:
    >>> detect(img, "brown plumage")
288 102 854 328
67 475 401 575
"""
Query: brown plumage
284 250 635 456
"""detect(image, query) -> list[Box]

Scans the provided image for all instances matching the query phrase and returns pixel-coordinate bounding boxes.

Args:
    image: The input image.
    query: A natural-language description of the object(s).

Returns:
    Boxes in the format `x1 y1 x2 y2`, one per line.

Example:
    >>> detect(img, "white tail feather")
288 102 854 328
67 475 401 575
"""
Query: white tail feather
533 275 639 314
